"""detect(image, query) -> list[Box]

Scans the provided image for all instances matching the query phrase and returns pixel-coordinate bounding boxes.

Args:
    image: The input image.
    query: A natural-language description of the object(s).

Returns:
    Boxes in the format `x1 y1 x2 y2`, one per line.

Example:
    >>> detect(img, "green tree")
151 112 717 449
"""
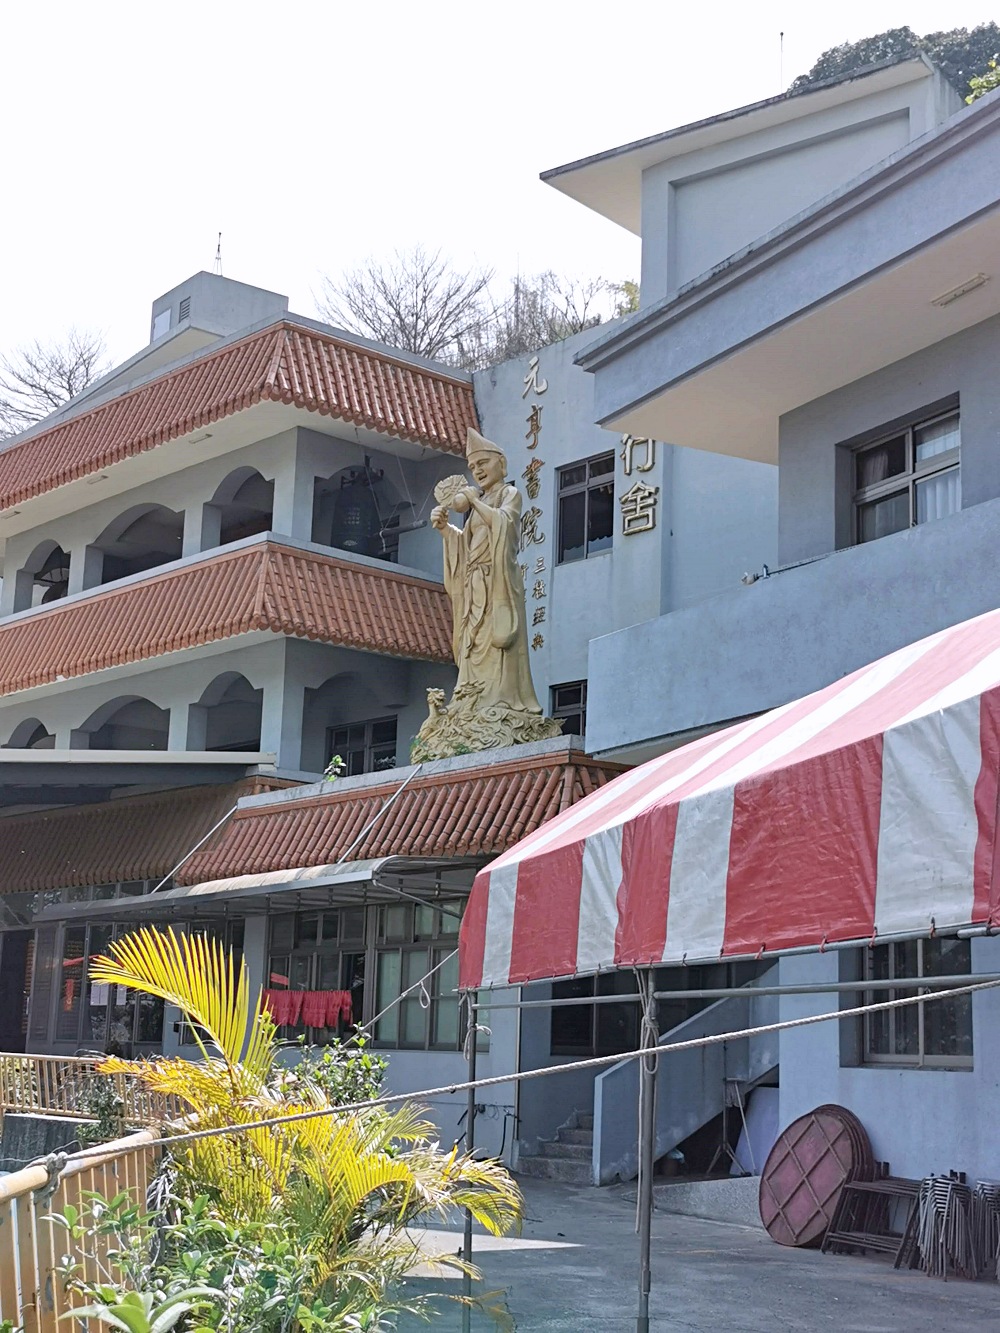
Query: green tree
76 927 520 1329
789 23 1000 99
967 59 1000 103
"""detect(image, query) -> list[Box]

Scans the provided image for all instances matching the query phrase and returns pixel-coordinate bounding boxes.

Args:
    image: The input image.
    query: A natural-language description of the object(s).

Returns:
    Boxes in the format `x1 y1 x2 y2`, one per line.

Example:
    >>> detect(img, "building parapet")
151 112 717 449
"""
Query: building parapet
587 496 1000 755
0 539 453 698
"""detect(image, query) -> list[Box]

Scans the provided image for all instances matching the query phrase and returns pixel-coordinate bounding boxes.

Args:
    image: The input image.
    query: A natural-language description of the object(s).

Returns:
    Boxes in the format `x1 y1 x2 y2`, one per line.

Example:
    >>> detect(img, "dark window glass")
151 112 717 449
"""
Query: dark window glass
557 453 615 565
551 681 587 738
558 490 586 564
327 716 398 776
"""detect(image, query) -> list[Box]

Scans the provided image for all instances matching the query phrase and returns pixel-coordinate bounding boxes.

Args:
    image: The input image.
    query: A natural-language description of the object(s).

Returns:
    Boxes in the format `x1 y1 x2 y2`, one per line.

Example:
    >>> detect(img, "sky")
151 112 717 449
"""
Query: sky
1 1 995 366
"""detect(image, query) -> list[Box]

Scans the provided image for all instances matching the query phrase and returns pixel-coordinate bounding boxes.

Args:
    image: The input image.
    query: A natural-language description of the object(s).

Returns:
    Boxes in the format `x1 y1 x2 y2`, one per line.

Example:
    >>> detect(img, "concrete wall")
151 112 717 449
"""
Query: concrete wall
777 939 1000 1181
587 491 1000 753
473 330 777 716
0 631 454 774
515 988 601 1157
639 69 960 304
778 312 1000 564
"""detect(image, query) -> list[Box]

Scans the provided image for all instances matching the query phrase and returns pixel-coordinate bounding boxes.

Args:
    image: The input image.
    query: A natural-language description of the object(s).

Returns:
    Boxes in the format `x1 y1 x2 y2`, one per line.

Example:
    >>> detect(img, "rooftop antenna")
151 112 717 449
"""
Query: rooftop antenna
779 31 784 92
213 232 223 276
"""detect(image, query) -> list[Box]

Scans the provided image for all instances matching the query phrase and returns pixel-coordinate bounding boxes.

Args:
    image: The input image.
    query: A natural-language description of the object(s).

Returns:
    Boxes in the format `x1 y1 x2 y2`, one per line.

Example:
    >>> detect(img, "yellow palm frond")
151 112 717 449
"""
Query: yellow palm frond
89 927 274 1080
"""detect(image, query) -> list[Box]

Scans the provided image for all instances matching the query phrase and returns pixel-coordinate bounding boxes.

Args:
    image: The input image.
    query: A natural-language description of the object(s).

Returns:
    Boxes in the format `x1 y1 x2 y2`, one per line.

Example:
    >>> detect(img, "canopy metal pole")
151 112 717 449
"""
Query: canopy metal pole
461 1008 478 1333
636 968 658 1333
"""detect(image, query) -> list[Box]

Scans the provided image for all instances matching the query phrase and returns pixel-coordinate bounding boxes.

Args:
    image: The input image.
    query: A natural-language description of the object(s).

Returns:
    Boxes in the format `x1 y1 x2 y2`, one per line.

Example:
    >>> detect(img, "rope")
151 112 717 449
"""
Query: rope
351 948 458 1041
634 970 658 1234
461 992 492 1061
48 974 1000 1170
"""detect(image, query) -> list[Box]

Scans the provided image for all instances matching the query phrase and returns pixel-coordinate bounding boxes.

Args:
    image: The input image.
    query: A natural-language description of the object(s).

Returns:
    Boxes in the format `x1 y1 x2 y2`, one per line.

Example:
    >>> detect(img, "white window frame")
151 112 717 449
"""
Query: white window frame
862 937 973 1070
852 408 960 545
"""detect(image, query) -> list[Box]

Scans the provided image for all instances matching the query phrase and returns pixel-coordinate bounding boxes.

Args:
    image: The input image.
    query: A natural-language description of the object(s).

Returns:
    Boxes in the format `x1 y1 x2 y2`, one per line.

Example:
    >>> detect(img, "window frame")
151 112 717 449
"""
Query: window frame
266 905 368 1042
861 936 973 1070
551 681 587 739
373 900 464 1052
851 408 960 546
325 715 398 777
556 452 615 565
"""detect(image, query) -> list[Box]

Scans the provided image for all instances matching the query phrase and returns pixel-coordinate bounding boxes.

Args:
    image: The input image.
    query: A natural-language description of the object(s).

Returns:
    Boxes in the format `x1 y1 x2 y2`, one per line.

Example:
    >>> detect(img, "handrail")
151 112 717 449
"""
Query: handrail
0 1126 155 1202
0 1052 180 1126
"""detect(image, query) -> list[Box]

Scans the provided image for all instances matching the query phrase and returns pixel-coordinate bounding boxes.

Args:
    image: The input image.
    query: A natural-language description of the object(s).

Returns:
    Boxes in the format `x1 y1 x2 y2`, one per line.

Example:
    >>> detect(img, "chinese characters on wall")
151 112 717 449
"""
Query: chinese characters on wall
619 434 659 535
520 358 548 649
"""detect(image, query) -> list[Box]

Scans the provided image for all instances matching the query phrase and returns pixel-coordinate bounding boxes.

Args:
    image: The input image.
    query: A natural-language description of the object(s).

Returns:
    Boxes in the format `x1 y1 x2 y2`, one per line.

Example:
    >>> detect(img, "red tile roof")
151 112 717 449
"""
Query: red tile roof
179 750 625 883
0 778 289 895
0 323 477 510
0 541 452 696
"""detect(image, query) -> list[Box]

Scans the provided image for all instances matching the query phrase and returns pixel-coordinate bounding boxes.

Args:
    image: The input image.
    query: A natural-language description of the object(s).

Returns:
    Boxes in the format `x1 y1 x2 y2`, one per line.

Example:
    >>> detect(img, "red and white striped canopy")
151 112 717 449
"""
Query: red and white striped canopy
460 610 1000 990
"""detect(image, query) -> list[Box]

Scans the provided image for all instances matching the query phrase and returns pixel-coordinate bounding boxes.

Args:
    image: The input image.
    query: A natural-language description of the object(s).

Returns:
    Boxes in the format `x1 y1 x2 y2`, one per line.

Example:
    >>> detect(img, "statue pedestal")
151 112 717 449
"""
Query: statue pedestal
411 684 563 762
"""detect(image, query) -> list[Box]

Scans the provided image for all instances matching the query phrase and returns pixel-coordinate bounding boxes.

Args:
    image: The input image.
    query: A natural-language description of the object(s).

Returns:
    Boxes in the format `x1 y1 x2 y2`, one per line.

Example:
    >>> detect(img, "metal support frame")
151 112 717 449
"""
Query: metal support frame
461 1013 478 1333
636 968 657 1333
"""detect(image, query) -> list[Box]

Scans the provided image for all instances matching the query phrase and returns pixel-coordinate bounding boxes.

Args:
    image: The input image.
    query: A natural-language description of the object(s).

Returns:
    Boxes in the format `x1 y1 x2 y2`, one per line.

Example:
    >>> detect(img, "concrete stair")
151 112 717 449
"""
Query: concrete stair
516 1112 594 1185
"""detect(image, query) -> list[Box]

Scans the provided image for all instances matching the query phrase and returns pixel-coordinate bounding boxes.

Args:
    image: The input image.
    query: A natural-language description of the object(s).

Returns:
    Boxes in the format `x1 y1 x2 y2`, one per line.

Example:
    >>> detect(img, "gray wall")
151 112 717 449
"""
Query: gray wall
587 491 1000 753
638 69 960 305
473 330 777 716
778 939 1000 1181
779 312 1000 565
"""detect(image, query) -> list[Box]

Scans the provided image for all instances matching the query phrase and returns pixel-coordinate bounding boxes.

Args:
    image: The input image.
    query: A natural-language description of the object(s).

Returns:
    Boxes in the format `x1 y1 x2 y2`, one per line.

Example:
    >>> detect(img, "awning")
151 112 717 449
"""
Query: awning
35 856 484 921
460 609 1000 989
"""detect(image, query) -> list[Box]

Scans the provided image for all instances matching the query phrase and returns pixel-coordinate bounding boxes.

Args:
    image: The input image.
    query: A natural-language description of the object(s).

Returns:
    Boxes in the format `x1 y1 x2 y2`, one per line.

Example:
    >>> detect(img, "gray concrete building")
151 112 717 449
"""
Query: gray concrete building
536 58 1000 1185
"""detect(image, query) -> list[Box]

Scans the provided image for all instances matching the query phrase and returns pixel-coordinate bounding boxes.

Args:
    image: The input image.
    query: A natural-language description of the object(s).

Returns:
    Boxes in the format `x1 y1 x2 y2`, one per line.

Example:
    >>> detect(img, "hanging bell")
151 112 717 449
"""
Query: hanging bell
330 467 383 558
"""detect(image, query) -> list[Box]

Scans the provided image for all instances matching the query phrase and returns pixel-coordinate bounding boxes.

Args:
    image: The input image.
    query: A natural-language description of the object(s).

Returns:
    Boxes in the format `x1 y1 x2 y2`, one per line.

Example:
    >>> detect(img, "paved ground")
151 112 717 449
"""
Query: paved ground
396 1178 1000 1331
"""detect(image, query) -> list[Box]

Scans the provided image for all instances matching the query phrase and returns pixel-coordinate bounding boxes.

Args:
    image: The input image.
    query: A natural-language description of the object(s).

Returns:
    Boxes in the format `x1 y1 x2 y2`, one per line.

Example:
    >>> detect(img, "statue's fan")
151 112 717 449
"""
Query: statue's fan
434 474 475 511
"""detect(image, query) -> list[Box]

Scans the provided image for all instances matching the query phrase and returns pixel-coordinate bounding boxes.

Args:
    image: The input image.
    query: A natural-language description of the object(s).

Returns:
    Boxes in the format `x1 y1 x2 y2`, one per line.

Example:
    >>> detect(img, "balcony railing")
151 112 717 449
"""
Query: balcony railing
0 538 452 700
0 1052 179 1127
0 1128 158 1332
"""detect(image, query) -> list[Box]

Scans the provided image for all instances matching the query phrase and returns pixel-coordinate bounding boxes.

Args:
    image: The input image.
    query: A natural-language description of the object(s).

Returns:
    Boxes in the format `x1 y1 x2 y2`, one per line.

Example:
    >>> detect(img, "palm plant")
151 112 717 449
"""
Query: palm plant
86 926 521 1327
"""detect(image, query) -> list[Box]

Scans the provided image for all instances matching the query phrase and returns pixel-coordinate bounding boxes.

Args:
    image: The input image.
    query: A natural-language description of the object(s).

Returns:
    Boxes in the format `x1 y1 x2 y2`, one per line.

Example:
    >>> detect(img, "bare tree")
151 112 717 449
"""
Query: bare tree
0 328 110 438
317 246 495 362
454 272 617 370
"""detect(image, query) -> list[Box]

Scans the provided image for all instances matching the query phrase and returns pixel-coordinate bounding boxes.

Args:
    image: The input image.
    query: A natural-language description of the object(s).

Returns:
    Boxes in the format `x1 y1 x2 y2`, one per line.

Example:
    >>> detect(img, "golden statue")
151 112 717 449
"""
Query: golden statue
413 428 561 760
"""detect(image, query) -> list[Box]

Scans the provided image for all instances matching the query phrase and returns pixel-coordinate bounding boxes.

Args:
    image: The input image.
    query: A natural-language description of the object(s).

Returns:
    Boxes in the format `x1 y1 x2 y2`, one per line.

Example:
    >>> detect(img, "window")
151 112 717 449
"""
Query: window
863 937 973 1069
266 907 366 1042
374 900 464 1051
551 681 587 739
853 409 960 544
326 716 398 776
550 972 638 1057
53 915 165 1054
557 453 614 563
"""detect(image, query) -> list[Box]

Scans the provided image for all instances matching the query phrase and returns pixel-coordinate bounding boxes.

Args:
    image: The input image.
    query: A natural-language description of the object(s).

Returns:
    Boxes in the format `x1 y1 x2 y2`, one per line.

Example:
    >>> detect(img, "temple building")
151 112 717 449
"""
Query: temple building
0 270 773 1157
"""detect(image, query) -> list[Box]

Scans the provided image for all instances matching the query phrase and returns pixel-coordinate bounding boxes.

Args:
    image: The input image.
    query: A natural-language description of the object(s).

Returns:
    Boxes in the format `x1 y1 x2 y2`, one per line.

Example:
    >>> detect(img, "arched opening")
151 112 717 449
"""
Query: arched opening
79 697 170 751
4 718 55 749
206 468 274 549
311 460 408 563
89 504 185 586
300 673 398 775
13 540 71 611
188 673 263 752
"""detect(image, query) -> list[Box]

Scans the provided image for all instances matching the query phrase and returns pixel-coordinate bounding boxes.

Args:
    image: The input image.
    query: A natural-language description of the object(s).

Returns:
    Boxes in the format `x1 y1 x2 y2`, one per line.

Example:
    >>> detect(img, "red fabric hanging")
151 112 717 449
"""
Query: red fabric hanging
263 989 304 1027
324 990 352 1026
300 990 329 1028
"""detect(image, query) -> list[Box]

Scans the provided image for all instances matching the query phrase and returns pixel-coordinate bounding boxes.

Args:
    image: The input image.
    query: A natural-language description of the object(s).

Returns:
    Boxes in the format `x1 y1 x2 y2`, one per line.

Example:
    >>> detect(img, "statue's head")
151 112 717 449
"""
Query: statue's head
466 428 507 489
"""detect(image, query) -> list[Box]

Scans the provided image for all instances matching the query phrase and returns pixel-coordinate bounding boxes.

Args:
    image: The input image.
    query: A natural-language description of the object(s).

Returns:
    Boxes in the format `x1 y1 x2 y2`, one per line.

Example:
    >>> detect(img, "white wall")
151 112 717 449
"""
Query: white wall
777 940 1000 1181
639 72 962 304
